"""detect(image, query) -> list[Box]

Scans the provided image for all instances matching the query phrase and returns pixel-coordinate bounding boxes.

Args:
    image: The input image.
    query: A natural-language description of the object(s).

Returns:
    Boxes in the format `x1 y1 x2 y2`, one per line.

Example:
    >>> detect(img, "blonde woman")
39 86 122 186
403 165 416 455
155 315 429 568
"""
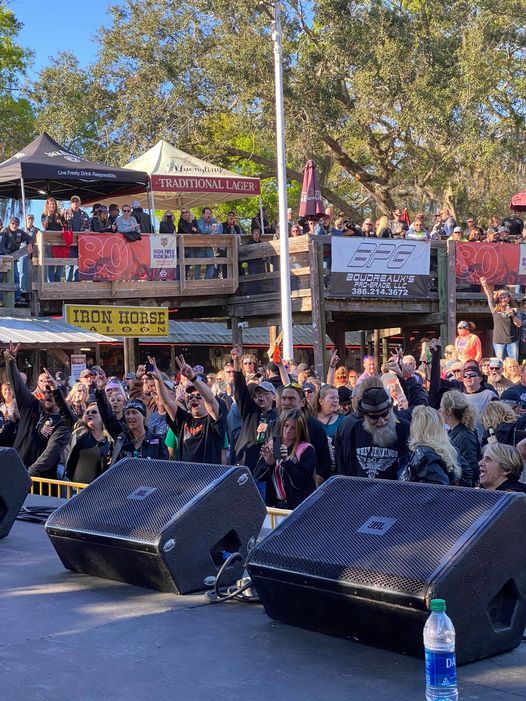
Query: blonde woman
503 358 521 384
407 405 461 484
479 443 526 493
66 382 89 419
480 401 517 446
439 390 480 486
375 215 392 238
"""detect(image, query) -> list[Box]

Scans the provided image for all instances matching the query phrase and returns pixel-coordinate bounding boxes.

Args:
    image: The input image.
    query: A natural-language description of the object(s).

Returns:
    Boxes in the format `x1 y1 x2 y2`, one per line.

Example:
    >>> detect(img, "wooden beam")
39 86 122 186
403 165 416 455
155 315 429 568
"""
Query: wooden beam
446 239 457 345
231 316 244 352
309 237 326 380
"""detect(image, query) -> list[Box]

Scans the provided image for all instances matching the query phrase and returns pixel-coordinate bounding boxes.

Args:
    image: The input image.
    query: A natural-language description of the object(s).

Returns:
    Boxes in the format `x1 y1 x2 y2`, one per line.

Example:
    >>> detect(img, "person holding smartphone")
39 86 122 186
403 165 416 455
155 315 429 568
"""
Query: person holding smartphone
256 408 316 509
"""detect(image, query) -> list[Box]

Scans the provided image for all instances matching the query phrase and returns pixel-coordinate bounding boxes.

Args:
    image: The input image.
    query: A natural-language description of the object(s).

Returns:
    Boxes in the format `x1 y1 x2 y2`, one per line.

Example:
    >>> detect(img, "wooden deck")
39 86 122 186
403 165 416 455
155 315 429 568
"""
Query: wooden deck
9 232 496 372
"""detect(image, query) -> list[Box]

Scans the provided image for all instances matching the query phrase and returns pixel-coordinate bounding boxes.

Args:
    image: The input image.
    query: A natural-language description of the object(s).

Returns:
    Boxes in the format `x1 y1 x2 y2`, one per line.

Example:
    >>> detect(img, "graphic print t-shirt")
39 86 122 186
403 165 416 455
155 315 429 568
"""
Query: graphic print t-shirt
168 400 226 465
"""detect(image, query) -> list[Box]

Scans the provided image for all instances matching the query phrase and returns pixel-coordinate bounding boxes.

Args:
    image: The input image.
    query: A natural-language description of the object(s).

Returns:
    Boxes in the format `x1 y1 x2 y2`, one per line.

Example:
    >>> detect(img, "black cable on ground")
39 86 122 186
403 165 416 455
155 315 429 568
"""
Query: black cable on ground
16 505 57 524
205 551 260 604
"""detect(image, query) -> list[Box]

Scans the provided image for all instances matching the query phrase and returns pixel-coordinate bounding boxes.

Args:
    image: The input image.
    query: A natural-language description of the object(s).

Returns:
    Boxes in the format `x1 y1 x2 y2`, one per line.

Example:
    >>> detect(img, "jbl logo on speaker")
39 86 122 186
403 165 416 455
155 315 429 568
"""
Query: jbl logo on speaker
127 486 158 500
357 516 397 536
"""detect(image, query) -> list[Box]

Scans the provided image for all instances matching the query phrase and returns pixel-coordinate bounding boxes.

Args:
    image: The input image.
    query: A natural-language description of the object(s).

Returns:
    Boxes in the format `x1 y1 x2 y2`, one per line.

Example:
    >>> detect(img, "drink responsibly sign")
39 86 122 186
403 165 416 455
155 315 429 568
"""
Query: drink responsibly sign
330 238 431 298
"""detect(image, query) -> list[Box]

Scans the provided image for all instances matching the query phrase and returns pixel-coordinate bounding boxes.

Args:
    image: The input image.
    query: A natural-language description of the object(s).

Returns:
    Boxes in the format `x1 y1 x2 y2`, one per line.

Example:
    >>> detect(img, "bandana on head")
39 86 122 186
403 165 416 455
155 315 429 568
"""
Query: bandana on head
124 399 146 417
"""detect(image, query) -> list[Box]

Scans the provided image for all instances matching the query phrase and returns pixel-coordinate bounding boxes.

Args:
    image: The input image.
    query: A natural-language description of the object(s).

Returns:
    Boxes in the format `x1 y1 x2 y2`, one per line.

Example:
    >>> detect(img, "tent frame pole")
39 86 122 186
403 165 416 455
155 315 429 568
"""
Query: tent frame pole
20 176 27 227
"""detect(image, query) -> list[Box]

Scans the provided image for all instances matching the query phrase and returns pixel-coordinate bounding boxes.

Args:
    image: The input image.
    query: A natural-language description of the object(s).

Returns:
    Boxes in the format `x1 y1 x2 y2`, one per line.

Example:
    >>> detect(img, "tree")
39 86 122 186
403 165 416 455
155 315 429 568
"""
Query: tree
26 0 526 221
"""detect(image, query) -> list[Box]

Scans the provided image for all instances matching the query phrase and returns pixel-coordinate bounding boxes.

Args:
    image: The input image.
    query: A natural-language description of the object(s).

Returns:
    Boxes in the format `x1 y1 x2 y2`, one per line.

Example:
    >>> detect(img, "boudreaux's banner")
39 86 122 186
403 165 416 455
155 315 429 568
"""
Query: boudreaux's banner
330 237 430 298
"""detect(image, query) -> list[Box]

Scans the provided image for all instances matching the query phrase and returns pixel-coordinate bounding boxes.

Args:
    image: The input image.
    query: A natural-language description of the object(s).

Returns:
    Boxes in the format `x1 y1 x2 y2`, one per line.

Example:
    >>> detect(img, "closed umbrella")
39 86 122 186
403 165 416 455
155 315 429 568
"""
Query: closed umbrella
298 160 325 229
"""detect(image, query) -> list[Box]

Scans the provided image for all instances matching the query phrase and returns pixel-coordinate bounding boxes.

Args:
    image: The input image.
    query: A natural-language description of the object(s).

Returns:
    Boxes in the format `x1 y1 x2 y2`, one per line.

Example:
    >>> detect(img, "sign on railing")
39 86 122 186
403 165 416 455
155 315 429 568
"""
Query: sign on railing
456 242 525 285
330 237 431 297
78 234 177 281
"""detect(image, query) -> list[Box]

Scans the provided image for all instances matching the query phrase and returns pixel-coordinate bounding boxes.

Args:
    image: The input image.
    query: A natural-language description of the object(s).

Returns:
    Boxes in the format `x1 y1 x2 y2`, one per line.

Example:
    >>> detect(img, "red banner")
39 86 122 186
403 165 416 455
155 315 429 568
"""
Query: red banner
78 234 177 282
455 242 525 285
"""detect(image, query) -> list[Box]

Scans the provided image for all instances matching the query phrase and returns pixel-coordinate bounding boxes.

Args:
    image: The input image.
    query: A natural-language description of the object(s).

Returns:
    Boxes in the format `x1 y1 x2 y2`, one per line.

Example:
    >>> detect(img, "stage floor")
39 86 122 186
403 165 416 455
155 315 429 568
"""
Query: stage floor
1 498 525 701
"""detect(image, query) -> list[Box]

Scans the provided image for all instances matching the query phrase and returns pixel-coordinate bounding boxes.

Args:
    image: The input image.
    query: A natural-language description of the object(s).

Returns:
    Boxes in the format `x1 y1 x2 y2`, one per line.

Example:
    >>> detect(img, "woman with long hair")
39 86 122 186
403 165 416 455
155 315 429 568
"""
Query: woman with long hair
315 384 345 472
0 381 17 421
479 443 526 493
257 408 316 509
66 382 88 420
41 196 65 282
454 321 482 363
64 403 112 483
480 401 517 446
480 277 522 359
439 390 480 486
407 405 461 484
503 357 521 384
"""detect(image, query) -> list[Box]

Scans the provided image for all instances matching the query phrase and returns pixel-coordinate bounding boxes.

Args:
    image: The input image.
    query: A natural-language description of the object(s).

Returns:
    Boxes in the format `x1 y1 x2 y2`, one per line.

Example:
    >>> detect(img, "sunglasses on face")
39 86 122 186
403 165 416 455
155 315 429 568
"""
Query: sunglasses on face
187 393 202 400
366 410 389 421
304 389 314 394
84 410 99 416
463 373 478 379
489 366 501 371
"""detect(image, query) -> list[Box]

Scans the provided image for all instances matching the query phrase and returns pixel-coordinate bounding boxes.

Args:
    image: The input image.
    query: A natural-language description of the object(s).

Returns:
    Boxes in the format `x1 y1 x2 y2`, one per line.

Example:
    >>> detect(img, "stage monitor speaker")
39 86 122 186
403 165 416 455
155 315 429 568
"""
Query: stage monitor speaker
46 459 266 594
0 447 32 538
247 476 526 664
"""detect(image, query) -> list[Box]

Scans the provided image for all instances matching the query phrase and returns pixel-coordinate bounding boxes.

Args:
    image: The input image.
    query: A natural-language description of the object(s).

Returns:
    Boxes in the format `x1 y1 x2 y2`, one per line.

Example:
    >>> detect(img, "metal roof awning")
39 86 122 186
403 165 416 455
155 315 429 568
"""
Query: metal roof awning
137 321 362 347
0 317 118 345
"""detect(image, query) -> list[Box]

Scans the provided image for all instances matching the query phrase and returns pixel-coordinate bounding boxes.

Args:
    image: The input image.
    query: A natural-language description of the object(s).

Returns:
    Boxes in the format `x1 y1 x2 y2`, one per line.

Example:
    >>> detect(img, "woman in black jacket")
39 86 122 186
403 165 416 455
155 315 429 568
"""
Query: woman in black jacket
439 390 481 486
406 406 461 485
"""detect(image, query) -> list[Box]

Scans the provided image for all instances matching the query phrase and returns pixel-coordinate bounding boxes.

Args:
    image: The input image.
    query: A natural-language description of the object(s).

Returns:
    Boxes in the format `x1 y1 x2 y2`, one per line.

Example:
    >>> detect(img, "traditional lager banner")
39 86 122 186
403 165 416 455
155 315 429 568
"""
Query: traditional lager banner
330 238 430 298
65 304 169 336
78 234 177 281
455 242 526 285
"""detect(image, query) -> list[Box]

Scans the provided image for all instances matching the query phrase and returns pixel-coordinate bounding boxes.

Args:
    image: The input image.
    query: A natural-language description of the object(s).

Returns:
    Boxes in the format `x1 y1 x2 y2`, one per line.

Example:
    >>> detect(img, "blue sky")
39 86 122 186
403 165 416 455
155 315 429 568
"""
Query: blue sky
14 0 110 77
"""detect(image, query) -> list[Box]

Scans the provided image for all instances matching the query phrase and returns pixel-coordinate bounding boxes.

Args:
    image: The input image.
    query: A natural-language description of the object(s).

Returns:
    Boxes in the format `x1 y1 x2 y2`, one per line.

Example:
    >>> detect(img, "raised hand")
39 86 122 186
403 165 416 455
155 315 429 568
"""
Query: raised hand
94 372 106 390
176 354 194 380
147 355 163 381
42 367 58 390
329 350 340 368
230 344 241 361
4 341 20 360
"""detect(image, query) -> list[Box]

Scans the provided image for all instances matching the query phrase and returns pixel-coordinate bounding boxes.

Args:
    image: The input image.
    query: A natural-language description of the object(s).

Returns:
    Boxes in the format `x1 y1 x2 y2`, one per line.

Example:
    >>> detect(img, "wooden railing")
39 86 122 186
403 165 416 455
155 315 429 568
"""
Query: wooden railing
33 231 239 301
0 254 16 309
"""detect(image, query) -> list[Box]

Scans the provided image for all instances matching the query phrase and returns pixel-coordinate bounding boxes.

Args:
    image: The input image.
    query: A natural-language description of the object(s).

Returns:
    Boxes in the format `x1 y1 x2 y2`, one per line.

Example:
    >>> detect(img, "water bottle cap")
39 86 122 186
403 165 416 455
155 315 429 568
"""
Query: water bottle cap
430 598 446 612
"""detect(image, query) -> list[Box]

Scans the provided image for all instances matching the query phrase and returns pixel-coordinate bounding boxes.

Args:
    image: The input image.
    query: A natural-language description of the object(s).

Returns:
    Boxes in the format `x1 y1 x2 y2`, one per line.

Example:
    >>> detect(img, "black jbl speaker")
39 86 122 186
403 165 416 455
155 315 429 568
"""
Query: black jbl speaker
247 477 526 664
45 459 266 594
0 448 32 538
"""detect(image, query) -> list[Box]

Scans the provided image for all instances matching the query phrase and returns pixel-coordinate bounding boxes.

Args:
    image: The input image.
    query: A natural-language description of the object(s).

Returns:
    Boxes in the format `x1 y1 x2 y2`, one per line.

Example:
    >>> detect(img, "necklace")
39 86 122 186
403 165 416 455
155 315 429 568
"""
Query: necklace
132 432 146 447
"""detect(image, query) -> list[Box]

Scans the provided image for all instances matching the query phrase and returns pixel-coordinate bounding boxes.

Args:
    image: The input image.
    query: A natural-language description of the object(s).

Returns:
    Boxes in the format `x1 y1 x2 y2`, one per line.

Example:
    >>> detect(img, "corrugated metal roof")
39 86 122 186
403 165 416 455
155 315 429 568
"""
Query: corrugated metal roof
140 322 361 347
0 317 118 345
0 317 362 348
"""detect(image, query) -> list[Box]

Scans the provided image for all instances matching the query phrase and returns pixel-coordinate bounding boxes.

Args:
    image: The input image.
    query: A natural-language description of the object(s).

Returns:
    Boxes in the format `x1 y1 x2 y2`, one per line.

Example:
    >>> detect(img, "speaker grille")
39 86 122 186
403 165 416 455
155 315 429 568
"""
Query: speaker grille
250 478 504 594
47 459 229 543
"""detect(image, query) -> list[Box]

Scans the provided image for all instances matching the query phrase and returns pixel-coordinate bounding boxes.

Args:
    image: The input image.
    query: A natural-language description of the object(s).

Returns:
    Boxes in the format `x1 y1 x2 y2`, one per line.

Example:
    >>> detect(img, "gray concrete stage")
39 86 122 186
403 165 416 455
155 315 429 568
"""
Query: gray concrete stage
1 505 525 701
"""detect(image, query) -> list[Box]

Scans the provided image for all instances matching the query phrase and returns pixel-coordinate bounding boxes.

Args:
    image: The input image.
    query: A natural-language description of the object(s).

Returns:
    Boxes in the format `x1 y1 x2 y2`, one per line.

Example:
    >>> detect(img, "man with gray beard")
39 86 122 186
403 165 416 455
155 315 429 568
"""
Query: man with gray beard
334 386 410 479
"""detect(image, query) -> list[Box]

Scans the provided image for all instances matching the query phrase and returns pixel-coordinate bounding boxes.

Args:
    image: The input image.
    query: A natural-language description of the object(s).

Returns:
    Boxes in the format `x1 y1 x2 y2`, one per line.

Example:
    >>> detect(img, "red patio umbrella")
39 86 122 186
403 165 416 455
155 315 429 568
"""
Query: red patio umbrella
510 189 526 211
298 160 325 221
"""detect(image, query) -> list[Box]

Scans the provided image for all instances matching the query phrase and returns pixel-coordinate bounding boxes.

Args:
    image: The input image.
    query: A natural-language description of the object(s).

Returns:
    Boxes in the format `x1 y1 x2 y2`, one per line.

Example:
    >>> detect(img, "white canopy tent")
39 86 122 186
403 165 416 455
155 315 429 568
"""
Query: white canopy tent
101 140 261 213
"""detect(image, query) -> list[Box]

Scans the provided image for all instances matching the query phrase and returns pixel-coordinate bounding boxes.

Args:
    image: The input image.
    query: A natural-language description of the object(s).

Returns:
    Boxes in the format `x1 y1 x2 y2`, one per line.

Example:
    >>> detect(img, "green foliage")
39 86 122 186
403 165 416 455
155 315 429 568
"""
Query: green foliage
23 0 526 221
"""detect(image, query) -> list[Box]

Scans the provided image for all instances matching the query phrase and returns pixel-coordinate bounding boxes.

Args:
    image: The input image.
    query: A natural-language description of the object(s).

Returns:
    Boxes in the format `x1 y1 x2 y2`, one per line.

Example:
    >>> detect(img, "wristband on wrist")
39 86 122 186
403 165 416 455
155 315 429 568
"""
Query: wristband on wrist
190 375 198 383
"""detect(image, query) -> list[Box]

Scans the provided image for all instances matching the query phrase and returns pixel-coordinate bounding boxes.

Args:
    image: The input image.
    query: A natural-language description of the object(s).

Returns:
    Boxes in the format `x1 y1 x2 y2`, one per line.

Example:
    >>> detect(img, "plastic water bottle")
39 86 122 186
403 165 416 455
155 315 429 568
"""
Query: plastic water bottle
423 599 458 701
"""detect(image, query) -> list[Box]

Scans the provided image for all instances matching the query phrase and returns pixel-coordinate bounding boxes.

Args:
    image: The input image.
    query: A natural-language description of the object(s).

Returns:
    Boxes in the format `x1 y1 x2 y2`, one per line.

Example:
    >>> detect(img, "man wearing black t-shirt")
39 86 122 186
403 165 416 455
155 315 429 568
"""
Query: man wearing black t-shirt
152 355 226 464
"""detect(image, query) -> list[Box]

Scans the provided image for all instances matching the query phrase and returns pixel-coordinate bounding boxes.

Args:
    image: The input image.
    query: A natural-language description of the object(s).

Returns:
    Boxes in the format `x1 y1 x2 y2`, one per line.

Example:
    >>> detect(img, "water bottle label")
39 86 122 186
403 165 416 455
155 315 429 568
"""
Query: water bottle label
425 649 457 688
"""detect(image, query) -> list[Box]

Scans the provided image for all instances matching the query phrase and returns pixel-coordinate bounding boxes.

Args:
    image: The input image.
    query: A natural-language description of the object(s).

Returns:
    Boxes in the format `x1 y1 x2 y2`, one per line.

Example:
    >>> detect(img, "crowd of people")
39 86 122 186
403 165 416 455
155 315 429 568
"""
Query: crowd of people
1 335 525 511
2 197 525 304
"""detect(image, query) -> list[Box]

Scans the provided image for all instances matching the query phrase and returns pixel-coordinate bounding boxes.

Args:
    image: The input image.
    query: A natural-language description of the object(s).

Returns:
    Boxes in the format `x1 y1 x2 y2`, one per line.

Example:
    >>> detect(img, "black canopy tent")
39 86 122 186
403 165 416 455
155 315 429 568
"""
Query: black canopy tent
0 133 149 213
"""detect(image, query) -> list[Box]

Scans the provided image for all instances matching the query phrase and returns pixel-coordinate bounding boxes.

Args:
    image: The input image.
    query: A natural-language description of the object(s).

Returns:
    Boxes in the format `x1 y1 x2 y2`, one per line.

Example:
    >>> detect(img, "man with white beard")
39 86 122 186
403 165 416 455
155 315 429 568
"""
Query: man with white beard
334 385 410 479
